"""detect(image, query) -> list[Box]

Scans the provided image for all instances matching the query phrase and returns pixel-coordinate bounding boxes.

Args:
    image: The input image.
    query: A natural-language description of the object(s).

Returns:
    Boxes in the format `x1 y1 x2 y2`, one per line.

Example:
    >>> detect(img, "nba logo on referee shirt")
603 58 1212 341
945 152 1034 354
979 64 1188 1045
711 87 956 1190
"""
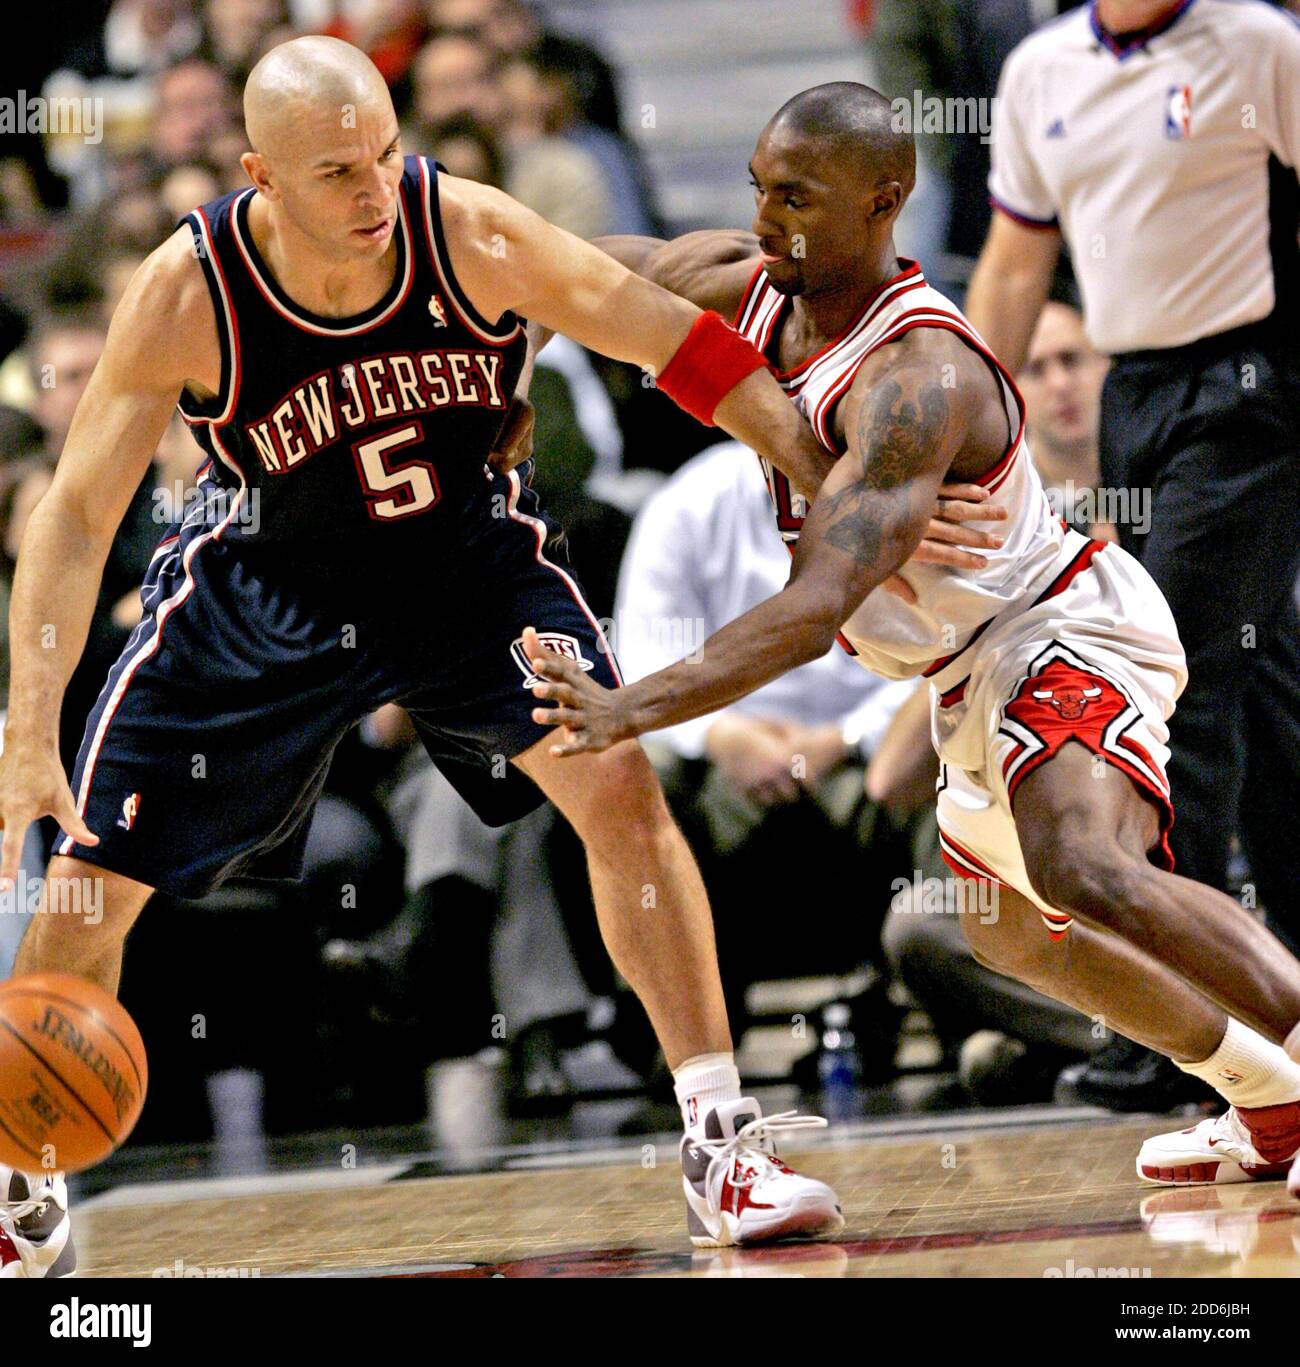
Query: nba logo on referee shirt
510 632 594 688
117 792 141 831
1165 85 1192 139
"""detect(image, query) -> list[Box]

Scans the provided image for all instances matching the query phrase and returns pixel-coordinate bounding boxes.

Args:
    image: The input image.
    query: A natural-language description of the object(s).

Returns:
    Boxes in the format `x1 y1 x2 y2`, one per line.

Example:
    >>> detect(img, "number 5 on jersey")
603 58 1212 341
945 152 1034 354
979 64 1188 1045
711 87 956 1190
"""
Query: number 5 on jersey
351 423 440 521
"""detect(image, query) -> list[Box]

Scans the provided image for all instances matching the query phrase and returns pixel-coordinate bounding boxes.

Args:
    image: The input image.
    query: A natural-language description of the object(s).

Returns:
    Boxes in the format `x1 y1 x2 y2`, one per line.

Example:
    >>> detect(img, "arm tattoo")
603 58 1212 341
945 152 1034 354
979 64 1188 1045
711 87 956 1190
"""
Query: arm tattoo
822 373 950 566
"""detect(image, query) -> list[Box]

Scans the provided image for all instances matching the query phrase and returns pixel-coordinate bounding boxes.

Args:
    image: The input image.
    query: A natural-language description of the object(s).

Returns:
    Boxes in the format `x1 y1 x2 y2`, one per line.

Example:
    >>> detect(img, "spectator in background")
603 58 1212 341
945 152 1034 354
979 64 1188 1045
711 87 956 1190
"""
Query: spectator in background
526 34 660 237
496 48 614 239
27 309 109 457
15 307 160 788
407 31 507 135
615 441 918 1071
429 114 505 186
438 0 626 137
1016 299 1112 537
151 60 240 170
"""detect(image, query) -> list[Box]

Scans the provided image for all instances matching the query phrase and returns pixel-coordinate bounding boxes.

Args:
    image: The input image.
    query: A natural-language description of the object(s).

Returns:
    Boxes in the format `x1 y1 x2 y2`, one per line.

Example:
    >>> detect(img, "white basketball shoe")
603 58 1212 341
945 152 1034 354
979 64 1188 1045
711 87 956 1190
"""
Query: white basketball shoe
1136 1101 1300 1186
0 1166 75 1277
680 1098 844 1247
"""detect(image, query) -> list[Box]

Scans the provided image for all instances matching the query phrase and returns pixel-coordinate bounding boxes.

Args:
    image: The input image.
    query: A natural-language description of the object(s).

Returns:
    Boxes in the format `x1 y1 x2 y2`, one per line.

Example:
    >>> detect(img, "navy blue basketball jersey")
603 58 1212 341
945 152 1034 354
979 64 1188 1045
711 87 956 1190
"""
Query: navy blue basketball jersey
176 156 527 596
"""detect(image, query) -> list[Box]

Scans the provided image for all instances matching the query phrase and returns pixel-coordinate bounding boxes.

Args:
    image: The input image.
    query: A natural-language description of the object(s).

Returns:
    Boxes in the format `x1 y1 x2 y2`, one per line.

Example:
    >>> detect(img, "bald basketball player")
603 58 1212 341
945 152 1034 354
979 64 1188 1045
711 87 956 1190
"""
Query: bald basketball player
0 40 1004 1274
531 83 1300 1202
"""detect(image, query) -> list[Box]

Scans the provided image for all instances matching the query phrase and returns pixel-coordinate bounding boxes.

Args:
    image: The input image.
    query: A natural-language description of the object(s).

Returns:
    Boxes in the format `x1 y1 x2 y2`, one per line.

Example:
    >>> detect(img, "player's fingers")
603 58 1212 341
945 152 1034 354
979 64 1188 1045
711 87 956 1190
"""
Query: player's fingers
549 731 590 758
0 812 27 892
880 574 918 604
936 497 1010 524
912 541 989 570
532 705 585 728
530 679 579 706
54 789 99 849
936 482 990 502
925 518 1006 549
532 656 580 685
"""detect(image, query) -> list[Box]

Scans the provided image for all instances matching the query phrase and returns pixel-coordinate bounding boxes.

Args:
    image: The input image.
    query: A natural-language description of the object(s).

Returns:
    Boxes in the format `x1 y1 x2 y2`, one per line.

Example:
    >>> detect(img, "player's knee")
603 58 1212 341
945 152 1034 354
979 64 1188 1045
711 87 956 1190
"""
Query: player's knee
1022 836 1141 929
573 742 671 842
35 859 150 946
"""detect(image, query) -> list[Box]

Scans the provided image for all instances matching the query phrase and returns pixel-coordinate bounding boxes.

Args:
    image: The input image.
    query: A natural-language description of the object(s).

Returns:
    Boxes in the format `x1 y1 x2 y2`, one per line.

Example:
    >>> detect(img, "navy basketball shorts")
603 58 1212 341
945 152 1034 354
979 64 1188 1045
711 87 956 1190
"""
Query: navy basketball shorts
54 467 621 899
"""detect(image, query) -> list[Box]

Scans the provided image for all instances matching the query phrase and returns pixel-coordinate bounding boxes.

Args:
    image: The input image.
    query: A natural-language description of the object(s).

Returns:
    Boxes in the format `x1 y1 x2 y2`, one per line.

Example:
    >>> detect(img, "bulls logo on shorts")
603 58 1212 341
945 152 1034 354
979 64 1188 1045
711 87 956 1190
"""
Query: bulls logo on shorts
510 631 594 689
998 645 1173 829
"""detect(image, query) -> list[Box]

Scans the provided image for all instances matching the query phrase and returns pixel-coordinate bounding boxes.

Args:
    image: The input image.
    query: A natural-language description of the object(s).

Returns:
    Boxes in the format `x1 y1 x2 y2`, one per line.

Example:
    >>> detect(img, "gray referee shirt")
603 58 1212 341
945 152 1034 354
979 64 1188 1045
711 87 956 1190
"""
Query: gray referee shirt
989 0 1300 352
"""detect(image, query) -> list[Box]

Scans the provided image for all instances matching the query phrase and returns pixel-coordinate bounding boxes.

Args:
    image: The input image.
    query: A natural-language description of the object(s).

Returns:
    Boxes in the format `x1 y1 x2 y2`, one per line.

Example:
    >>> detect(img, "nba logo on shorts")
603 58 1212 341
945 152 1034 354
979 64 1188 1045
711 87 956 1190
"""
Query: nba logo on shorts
117 792 141 831
1164 85 1192 139
510 632 594 688
686 1096 698 1126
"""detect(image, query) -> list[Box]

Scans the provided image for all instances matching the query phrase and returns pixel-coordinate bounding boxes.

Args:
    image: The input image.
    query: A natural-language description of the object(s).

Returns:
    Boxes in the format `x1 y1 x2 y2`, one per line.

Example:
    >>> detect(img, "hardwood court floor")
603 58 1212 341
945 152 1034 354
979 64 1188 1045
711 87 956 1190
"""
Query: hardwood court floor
75 1115 1300 1278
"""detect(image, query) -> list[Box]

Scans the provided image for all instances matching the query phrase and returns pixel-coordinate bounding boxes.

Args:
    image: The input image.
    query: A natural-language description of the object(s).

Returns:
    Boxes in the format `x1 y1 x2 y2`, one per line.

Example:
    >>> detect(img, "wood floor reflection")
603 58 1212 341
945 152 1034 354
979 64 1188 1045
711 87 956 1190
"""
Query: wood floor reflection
76 1117 1300 1278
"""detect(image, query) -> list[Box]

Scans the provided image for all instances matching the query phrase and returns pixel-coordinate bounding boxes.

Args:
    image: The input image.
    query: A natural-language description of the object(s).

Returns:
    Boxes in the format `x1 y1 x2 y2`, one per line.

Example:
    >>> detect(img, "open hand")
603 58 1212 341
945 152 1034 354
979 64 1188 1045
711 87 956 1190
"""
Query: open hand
524 625 631 756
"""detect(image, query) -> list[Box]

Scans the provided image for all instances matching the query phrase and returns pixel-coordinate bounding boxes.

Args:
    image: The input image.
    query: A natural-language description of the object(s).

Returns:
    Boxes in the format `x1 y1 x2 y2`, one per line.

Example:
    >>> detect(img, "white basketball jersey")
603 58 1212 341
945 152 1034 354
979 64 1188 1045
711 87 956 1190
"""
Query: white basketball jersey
735 258 1089 681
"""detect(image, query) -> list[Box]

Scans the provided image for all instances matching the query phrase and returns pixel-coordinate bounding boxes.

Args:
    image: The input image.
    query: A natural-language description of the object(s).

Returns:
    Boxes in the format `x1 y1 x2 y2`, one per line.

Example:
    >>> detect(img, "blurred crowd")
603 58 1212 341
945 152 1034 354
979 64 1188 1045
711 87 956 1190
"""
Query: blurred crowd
0 0 1258 1147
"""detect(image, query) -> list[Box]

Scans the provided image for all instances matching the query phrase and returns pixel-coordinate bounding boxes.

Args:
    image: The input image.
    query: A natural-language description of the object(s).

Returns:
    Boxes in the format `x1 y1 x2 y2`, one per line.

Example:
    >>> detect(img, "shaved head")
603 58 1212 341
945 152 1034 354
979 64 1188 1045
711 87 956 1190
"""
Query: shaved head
245 35 393 162
766 82 915 193
747 83 915 299
239 36 405 265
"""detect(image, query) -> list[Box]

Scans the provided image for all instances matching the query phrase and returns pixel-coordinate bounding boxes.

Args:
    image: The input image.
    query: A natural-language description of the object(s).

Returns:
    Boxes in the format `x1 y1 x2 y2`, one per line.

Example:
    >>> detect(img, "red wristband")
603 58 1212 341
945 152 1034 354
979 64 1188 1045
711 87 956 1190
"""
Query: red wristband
655 311 770 425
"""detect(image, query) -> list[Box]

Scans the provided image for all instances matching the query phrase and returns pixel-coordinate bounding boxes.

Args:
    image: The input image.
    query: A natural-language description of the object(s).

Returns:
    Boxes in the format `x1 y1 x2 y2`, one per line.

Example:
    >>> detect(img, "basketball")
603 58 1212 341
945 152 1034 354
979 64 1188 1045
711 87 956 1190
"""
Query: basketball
0 973 147 1175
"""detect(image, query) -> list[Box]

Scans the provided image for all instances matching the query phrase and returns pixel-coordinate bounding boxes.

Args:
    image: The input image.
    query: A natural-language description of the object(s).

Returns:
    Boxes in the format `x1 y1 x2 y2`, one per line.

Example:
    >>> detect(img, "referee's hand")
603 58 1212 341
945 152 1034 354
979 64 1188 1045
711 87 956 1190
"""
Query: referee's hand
0 744 98 892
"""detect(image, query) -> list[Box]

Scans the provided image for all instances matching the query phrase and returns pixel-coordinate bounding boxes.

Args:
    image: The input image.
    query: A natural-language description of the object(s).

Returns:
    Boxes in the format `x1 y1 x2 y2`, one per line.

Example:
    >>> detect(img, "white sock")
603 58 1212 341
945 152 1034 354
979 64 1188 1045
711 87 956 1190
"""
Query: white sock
1285 1020 1300 1068
673 1052 741 1138
1174 1017 1300 1109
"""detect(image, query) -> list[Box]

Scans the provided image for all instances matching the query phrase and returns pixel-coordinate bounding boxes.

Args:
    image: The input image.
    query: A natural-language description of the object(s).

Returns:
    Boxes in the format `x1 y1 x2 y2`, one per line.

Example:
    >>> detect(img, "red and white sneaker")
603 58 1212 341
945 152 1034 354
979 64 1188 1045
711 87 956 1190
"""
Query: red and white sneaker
0 1165 76 1278
680 1098 844 1248
1136 1101 1300 1185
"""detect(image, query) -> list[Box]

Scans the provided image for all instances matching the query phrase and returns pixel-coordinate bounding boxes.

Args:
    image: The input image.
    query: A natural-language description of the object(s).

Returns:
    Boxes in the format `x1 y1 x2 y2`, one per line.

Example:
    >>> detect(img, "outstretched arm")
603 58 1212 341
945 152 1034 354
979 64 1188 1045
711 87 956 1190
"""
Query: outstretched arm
528 337 971 752
528 223 1008 585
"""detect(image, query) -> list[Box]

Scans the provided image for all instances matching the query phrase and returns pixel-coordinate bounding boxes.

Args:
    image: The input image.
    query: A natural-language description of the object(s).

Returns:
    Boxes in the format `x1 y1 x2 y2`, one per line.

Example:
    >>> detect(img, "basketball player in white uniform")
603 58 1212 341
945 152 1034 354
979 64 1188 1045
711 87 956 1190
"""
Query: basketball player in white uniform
531 83 1300 1199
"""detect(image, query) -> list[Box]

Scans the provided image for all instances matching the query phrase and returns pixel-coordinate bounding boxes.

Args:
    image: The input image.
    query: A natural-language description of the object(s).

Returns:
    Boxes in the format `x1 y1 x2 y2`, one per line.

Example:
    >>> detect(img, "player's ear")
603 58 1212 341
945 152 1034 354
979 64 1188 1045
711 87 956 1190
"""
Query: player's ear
242 151 276 199
869 181 903 222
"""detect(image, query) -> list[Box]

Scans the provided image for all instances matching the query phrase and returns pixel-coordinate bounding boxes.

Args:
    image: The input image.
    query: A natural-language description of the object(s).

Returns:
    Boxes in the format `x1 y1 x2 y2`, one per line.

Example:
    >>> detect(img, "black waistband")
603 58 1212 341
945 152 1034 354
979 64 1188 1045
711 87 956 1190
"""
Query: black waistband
1109 314 1298 371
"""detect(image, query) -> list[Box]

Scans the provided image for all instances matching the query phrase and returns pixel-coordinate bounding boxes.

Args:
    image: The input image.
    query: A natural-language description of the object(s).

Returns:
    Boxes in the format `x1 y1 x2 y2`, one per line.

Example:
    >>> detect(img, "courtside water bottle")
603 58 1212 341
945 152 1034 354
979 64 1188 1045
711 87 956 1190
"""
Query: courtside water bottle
818 1002 861 1118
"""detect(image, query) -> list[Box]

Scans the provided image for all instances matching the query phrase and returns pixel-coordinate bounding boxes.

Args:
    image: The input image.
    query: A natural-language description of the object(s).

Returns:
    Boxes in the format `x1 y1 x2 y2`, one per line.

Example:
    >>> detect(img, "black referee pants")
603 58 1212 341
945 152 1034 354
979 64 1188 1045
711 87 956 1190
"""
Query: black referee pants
1099 322 1300 954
